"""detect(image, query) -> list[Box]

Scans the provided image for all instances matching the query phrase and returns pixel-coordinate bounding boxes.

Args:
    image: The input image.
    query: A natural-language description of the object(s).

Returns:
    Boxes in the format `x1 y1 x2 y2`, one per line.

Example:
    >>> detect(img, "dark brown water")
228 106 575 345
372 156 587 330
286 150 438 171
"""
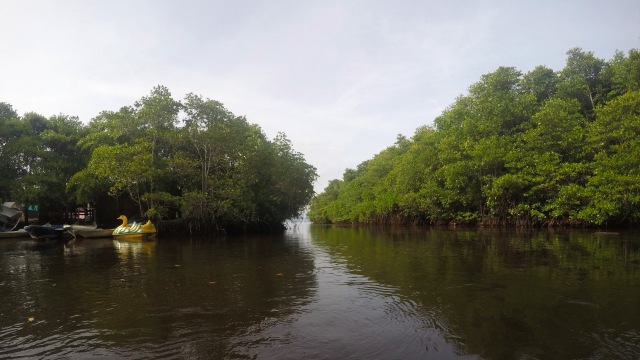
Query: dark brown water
1 224 639 359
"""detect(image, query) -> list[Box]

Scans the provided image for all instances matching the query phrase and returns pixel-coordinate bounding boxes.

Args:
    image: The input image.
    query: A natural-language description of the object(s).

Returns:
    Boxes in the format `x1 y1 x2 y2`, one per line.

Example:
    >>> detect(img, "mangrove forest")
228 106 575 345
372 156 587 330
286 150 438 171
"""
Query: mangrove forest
0 87 317 233
309 48 640 228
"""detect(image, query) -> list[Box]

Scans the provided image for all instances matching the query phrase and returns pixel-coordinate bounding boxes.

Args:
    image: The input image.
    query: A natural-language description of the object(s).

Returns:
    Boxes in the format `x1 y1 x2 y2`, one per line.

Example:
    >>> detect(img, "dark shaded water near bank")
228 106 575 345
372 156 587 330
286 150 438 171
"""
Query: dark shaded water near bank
1 224 639 359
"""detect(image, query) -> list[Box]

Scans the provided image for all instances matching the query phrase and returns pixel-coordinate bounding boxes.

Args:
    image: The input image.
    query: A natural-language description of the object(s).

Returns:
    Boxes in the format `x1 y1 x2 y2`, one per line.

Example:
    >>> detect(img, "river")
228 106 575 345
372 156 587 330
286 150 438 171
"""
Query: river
1 224 639 359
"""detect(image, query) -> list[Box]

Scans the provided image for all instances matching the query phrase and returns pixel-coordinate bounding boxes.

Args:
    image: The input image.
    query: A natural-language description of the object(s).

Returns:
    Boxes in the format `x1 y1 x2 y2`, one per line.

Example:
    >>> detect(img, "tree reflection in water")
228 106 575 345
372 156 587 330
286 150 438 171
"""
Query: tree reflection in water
309 225 640 359
1 227 639 359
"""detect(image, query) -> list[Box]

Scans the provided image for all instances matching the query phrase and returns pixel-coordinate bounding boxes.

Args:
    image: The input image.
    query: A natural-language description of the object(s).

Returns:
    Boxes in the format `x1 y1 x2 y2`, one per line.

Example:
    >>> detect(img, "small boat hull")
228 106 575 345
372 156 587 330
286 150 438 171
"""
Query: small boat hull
24 225 67 241
112 232 156 242
65 224 114 239
75 228 114 239
0 229 30 239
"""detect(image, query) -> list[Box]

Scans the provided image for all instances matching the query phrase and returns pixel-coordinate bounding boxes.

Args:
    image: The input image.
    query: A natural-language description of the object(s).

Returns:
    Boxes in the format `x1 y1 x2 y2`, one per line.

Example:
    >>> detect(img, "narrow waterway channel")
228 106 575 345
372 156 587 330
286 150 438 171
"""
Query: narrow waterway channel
1 224 639 359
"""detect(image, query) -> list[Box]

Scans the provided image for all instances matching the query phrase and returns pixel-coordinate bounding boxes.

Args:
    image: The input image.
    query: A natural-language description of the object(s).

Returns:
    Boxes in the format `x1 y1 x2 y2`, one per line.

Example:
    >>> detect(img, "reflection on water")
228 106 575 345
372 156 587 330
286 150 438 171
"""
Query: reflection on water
113 239 157 259
308 226 640 359
0 226 639 359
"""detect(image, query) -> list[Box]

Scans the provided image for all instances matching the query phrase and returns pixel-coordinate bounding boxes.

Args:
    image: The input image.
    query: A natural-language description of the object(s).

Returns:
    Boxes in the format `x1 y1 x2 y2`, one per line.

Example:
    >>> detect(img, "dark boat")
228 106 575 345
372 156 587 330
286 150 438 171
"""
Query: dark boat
24 224 67 240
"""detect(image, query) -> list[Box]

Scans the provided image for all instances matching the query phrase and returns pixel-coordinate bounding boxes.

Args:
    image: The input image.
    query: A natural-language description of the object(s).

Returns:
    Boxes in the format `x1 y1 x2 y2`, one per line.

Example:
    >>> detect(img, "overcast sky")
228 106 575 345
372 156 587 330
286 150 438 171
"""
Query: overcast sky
2 0 639 192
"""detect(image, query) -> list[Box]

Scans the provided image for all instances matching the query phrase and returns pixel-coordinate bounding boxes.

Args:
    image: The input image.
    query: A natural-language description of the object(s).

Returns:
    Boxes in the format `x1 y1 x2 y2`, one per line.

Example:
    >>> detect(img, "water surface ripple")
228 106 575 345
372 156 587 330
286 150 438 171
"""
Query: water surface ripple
1 226 640 359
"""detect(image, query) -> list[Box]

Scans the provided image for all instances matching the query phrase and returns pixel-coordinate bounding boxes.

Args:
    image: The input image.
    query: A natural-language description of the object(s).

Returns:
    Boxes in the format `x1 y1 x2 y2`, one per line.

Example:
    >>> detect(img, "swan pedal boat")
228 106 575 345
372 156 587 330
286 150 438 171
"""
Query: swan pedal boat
112 215 157 241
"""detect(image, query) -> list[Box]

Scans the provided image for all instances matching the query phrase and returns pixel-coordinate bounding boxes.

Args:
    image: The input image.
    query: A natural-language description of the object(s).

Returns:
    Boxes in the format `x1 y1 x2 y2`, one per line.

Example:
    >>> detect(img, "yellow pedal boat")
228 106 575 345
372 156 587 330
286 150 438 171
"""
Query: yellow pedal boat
112 215 157 241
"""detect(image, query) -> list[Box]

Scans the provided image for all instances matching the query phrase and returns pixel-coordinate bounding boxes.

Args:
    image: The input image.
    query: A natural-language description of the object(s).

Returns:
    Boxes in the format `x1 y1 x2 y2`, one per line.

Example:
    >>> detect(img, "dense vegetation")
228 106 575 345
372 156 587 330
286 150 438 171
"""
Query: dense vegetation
309 48 640 227
0 87 317 233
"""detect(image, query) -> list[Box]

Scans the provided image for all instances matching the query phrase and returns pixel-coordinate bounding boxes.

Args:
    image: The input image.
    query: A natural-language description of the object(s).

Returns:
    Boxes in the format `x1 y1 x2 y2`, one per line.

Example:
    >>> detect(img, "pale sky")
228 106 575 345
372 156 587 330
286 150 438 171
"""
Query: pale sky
1 0 639 193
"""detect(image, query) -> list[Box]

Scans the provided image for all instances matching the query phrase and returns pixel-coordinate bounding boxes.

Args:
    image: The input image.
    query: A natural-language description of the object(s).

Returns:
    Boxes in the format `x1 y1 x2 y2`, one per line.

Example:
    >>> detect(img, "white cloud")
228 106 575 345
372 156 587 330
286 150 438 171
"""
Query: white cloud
1 0 639 193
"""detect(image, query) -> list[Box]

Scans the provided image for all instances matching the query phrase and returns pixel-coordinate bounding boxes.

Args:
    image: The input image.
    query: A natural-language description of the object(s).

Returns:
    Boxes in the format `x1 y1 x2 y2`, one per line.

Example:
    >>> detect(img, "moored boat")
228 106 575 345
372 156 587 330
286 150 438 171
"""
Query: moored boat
64 223 113 239
24 224 68 240
1 202 23 232
63 207 114 238
112 215 157 241
0 228 30 239
72 227 114 239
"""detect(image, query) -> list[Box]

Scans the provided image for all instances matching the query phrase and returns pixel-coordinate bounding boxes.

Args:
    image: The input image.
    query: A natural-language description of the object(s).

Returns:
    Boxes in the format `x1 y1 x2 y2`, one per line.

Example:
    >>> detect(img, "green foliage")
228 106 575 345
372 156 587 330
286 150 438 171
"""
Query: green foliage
2 87 316 232
520 65 558 103
179 94 317 230
81 141 157 214
142 191 181 220
0 103 22 200
578 90 640 224
0 108 88 217
556 48 608 117
310 47 640 227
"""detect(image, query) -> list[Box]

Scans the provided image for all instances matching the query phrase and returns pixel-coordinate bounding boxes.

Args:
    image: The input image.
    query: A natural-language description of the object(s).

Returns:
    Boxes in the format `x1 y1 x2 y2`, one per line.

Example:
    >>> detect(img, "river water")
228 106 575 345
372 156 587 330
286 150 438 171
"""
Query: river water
1 224 639 359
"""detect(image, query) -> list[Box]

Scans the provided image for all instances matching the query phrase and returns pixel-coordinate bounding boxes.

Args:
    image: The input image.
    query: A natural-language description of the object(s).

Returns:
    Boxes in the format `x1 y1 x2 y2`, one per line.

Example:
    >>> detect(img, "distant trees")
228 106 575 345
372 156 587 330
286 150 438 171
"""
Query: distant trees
176 92 317 231
1 87 317 233
0 104 88 219
309 48 640 227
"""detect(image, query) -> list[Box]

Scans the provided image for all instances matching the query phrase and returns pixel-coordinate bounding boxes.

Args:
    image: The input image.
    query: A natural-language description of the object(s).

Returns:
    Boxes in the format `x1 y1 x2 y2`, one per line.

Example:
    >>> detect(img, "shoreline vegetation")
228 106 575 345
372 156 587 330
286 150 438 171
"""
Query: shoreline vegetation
0 88 317 235
309 48 640 229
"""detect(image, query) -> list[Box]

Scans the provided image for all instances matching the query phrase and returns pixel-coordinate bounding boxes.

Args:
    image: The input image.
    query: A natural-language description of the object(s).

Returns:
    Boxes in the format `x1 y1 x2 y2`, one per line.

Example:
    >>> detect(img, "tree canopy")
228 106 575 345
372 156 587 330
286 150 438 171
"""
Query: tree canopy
1 87 317 233
309 48 640 228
